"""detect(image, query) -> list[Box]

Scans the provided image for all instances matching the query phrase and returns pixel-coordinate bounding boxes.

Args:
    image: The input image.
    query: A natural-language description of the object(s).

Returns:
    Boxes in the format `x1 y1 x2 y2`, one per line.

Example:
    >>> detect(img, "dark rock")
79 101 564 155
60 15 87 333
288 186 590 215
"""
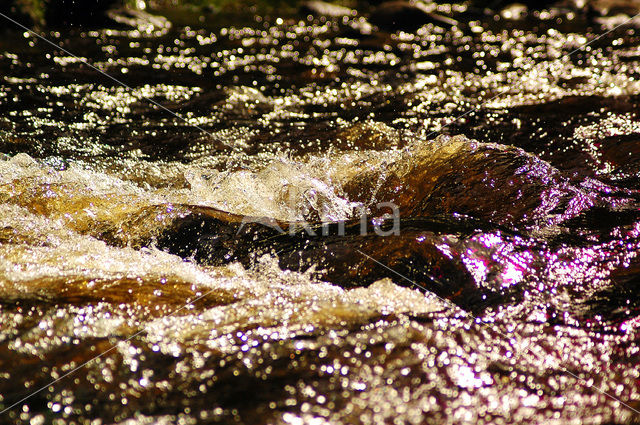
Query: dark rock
586 0 640 16
155 206 506 312
25 0 170 30
341 135 590 228
201 4 217 14
468 0 556 10
0 0 43 27
299 1 356 18
150 135 601 312
44 0 120 27
369 1 458 31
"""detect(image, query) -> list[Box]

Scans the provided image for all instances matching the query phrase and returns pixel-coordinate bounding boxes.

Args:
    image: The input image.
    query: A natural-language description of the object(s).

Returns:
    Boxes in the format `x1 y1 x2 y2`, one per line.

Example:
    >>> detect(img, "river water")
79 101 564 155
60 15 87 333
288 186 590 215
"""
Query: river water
1 3 640 424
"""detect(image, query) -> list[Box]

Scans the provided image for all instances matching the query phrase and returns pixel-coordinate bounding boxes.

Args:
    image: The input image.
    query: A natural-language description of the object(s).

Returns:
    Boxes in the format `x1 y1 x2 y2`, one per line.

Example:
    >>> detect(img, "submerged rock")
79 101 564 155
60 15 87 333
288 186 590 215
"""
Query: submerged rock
0 0 44 27
369 1 458 31
144 135 610 312
2 0 169 29
105 6 171 32
0 134 601 314
44 0 121 27
299 1 356 18
467 0 556 11
341 135 595 228
153 205 516 312
500 3 528 20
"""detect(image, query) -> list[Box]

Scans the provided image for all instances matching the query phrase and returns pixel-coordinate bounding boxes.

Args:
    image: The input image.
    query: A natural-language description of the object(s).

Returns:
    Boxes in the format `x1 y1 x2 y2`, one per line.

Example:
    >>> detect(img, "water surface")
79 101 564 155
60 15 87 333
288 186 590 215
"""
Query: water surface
2 4 640 424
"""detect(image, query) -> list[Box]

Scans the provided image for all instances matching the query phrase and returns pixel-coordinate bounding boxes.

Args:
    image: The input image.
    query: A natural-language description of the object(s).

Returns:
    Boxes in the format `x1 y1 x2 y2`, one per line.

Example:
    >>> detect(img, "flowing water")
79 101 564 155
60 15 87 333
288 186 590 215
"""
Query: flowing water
2 3 640 424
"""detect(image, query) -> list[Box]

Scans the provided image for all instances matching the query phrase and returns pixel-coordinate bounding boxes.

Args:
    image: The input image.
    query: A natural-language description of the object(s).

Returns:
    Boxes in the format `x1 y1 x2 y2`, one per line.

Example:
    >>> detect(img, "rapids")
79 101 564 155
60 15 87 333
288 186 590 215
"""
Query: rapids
2 2 640 424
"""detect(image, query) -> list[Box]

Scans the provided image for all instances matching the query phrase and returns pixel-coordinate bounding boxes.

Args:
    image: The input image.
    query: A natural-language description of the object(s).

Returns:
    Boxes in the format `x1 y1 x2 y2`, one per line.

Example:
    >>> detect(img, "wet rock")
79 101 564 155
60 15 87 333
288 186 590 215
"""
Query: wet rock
369 1 458 31
105 6 171 32
44 0 120 27
585 0 640 16
147 134 607 311
155 206 508 311
500 3 528 19
16 0 171 29
218 86 274 119
342 135 593 228
333 121 402 150
583 255 640 324
467 0 556 11
299 1 356 18
0 0 44 27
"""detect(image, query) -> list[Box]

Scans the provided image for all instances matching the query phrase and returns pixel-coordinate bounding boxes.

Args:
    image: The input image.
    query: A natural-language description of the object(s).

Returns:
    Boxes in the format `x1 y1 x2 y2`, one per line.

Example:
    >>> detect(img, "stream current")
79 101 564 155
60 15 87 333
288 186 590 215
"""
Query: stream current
2 3 640 424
